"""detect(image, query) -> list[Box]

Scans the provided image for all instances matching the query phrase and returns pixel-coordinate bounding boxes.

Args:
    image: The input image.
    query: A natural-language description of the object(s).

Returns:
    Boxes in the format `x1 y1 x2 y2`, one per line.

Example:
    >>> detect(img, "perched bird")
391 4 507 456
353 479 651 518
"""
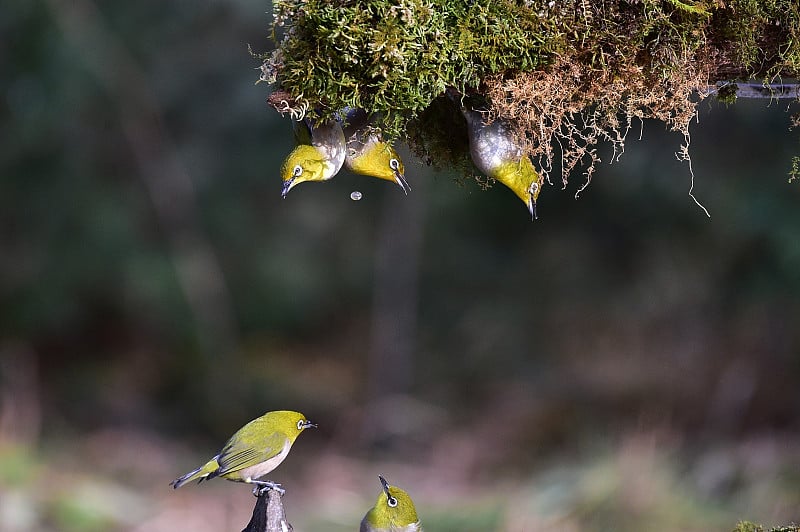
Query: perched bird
360 475 422 532
463 108 541 219
343 108 410 194
280 116 347 197
170 410 316 490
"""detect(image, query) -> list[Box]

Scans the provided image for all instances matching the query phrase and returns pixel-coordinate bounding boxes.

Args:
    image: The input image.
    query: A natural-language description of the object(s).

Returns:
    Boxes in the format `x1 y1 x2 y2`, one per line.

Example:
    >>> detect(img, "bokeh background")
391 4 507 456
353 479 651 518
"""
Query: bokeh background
2 1 800 531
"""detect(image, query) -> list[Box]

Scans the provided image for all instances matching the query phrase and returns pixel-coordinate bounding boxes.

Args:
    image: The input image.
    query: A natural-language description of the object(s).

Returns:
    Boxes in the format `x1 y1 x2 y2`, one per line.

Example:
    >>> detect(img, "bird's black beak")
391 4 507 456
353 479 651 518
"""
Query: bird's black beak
379 475 391 496
281 178 294 199
394 171 411 195
301 420 318 429
527 196 538 221
389 157 410 195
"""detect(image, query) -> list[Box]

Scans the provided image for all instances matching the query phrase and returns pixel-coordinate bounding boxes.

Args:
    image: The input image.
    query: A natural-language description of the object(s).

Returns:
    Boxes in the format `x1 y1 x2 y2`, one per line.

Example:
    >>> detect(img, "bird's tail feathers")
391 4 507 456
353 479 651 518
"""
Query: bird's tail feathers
170 457 219 489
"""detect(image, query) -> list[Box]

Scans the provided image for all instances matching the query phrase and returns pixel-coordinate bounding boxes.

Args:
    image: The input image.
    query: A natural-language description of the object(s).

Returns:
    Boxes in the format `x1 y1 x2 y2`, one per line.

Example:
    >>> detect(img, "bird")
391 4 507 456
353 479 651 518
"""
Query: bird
360 475 422 532
280 116 347 197
170 410 316 491
342 108 410 193
462 108 541 219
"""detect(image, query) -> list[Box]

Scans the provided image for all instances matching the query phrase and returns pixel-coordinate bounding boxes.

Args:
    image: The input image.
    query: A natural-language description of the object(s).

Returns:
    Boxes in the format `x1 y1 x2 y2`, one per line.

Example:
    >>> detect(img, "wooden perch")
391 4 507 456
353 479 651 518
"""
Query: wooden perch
242 487 292 532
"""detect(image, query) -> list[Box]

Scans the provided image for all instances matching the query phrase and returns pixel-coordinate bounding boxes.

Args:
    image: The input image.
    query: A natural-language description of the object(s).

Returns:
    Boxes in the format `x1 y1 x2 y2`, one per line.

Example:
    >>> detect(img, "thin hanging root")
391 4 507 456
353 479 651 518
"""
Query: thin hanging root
676 136 711 218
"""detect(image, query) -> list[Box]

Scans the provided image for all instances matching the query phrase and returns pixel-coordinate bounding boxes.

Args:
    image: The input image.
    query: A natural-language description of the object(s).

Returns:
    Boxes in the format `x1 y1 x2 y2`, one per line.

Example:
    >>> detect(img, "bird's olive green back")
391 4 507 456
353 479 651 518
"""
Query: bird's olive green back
292 118 313 145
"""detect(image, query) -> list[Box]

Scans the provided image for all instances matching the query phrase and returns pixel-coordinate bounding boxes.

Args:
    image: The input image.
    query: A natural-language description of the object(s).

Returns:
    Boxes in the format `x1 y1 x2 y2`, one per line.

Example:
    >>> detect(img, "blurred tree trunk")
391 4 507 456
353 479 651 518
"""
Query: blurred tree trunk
46 0 241 415
364 172 426 438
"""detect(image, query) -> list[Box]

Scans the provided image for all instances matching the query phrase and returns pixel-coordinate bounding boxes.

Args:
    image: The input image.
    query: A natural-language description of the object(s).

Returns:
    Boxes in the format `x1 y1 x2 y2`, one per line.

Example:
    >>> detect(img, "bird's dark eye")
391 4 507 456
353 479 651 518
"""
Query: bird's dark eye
297 420 305 430
293 165 303 177
387 496 398 508
389 158 399 170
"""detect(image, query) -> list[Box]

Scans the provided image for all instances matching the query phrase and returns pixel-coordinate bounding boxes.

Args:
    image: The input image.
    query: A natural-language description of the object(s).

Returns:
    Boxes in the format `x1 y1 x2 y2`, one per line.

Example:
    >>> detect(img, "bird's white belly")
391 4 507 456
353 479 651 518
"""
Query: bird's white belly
239 439 291 482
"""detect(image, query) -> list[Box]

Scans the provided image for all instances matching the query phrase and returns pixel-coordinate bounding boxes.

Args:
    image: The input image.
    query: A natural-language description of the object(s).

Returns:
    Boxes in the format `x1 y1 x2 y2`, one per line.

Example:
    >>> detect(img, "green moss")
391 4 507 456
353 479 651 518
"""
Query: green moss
790 155 800 183
734 522 765 532
716 82 739 104
268 0 563 138
709 0 800 77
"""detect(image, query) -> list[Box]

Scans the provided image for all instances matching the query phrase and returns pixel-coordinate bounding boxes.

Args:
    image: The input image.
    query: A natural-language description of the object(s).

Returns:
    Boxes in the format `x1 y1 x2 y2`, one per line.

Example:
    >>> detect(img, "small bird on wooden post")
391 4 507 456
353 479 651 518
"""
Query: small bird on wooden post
170 410 316 492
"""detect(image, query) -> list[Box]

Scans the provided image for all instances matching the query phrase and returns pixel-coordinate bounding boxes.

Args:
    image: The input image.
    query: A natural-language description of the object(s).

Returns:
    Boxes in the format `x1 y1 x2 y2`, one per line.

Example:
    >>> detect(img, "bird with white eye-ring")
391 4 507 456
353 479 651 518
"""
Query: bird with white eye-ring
360 475 422 532
343 108 410 194
280 117 347 197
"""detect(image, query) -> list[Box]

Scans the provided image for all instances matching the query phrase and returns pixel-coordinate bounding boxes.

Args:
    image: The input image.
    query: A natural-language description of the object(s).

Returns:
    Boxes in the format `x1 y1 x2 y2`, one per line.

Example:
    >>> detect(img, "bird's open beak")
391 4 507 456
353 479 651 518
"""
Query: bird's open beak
394 170 411 195
379 475 391 495
281 178 295 198
301 420 318 429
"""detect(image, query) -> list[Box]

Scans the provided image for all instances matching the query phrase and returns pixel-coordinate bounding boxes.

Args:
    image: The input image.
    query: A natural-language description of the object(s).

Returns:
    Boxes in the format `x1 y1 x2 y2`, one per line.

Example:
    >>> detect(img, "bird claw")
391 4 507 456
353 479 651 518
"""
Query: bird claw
275 98 309 122
252 480 285 497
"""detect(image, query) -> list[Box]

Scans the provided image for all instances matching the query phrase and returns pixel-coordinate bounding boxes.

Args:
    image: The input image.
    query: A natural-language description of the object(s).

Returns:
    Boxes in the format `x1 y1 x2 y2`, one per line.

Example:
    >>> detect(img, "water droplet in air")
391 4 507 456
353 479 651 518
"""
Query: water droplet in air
350 191 363 201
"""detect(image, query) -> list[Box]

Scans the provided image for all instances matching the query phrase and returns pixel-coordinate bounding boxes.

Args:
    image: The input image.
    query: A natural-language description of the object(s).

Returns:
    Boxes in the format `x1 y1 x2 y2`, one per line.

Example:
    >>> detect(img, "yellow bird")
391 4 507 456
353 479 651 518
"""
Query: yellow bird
360 475 422 532
280 116 347 197
343 108 409 193
463 108 541 219
170 410 316 491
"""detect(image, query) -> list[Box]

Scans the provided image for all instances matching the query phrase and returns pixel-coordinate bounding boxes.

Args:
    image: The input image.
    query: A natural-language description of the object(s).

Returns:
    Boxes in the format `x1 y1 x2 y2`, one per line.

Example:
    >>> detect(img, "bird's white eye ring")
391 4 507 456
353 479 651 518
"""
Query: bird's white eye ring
297 420 305 430
293 165 303 177
387 496 398 507
389 158 399 170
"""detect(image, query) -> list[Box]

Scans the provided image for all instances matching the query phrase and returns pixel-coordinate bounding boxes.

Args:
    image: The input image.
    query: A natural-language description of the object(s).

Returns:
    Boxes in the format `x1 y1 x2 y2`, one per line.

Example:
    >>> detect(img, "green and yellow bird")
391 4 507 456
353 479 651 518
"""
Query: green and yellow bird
343 108 409 194
280 116 347 197
170 410 316 491
463 108 541 219
360 475 422 532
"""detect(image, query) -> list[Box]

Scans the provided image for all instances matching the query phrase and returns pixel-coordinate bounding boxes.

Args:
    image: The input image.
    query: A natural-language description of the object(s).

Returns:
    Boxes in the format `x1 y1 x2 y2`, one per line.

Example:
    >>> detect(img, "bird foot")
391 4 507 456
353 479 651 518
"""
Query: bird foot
252 480 285 497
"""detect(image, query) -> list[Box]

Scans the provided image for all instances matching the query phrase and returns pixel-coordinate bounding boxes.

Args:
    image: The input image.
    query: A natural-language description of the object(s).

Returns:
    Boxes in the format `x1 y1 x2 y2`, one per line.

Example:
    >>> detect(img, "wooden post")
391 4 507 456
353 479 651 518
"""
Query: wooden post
242 487 292 532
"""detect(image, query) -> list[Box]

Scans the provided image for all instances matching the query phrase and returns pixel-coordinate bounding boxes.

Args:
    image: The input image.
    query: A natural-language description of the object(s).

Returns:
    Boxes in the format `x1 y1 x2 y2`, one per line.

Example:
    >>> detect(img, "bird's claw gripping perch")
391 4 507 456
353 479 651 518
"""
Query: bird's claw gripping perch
253 480 285 497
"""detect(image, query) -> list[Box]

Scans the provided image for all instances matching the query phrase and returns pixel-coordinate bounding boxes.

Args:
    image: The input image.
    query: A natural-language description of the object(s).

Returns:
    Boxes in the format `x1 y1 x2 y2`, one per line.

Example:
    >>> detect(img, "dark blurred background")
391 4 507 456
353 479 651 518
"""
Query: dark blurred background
2 1 799 531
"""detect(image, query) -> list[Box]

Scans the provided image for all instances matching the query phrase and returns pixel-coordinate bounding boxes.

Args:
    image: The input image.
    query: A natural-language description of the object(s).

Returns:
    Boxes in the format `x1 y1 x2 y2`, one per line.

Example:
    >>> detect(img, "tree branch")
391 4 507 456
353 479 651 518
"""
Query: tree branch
706 82 800 100
242 488 292 532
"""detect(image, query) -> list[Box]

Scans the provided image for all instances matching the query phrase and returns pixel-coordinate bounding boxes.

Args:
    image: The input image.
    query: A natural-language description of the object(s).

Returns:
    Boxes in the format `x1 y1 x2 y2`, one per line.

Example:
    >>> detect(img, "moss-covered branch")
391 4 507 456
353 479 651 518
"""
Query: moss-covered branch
258 0 800 188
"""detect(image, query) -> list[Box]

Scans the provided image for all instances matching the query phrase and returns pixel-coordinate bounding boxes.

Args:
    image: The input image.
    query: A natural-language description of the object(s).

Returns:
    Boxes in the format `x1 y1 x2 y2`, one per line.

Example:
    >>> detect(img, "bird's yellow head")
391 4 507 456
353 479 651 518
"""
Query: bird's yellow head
493 156 541 219
361 475 420 531
280 144 332 197
347 142 410 194
261 410 317 442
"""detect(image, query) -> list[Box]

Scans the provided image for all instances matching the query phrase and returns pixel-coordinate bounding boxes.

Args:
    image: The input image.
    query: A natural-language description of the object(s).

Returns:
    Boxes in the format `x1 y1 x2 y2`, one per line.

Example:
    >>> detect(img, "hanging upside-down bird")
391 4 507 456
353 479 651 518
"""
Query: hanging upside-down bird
462 108 541 219
343 108 410 194
280 116 347 197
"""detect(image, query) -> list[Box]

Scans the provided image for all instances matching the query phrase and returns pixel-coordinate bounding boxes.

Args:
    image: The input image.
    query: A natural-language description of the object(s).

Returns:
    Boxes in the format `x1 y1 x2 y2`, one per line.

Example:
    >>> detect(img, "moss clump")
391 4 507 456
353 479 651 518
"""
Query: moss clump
715 81 739 104
259 0 800 190
266 0 563 138
709 0 800 78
